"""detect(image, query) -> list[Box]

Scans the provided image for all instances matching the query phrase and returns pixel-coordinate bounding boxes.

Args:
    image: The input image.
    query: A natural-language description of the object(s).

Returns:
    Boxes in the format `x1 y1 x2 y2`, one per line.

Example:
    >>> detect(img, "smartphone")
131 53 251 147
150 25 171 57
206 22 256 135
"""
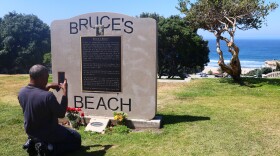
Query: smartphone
57 72 65 91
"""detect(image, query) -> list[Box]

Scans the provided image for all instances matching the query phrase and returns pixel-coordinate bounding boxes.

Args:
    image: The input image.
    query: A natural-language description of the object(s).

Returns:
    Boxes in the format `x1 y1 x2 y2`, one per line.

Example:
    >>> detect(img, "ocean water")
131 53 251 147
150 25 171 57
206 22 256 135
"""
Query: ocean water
206 39 280 68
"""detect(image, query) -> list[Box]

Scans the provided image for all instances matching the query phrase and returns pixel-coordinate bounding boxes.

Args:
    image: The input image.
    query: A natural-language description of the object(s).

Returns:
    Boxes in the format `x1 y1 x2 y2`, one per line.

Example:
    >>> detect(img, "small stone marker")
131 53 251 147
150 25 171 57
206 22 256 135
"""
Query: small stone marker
51 12 157 120
85 118 110 133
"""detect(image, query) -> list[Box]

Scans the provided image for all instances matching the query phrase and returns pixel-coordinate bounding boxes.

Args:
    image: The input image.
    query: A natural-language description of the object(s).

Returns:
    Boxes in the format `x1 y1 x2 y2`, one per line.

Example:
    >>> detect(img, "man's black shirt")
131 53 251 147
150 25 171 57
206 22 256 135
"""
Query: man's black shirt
18 85 67 141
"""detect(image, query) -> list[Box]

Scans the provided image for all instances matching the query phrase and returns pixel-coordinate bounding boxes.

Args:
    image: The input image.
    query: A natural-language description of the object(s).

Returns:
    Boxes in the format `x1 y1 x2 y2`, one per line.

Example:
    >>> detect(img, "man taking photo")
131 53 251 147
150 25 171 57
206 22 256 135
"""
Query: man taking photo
18 64 81 155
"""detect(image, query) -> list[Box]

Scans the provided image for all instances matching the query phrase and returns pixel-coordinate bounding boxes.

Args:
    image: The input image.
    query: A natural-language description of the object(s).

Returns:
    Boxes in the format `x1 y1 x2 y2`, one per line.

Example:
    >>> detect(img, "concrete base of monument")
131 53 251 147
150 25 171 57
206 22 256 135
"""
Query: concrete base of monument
84 115 162 129
125 116 162 129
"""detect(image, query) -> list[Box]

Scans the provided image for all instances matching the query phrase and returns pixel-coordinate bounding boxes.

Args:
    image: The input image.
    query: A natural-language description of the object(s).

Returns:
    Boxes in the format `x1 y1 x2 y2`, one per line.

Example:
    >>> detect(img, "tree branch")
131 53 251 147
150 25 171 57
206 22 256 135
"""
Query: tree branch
218 20 229 31
219 36 230 43
216 38 225 65
224 16 234 25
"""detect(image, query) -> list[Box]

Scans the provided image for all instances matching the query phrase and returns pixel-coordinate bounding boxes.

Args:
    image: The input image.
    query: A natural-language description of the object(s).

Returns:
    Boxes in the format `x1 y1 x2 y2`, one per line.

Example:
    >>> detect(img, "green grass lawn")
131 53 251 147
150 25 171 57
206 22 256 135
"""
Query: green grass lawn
0 75 280 155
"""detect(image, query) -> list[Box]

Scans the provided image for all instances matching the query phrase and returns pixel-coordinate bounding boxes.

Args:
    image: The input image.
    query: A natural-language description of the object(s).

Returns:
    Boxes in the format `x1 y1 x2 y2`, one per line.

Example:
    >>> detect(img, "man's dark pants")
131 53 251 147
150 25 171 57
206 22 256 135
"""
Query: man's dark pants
33 125 81 155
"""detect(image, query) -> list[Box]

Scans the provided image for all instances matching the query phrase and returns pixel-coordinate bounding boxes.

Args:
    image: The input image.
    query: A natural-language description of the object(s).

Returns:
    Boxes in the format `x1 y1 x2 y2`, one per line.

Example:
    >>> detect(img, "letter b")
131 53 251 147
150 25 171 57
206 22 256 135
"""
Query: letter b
70 22 78 34
74 96 83 108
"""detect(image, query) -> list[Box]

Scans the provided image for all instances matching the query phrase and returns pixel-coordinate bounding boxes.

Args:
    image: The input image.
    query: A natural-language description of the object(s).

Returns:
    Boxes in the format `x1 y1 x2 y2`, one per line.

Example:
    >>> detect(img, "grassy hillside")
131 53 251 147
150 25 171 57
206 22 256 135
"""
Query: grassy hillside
0 75 280 155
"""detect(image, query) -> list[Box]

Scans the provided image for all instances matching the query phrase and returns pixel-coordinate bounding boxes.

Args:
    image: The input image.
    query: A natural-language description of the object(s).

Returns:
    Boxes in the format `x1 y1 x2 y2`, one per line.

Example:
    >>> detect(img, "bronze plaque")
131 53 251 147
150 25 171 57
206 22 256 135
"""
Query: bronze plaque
81 36 121 92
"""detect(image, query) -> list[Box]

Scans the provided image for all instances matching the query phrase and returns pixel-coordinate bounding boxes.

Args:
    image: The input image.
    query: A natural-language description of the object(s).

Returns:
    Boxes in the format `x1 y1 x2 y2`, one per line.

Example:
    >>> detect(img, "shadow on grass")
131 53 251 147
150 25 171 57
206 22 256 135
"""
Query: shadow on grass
219 77 280 88
69 144 113 156
159 114 210 126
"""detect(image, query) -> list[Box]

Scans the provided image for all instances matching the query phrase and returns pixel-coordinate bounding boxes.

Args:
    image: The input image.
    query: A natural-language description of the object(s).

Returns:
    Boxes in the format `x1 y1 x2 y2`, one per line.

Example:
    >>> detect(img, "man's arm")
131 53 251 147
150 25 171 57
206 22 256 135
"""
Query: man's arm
48 79 68 118
60 79 67 96
45 78 68 94
46 83 60 91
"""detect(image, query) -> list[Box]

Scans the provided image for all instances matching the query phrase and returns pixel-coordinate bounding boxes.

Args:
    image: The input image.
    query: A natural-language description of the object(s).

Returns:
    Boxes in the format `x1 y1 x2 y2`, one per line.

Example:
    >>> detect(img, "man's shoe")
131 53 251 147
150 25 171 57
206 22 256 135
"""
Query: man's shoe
35 142 54 156
35 142 47 156
23 139 36 155
23 139 33 149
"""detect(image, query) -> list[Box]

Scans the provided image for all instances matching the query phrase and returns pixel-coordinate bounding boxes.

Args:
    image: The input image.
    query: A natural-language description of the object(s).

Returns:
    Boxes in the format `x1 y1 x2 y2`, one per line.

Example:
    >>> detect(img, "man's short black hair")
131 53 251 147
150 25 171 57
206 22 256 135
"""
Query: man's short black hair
29 64 48 79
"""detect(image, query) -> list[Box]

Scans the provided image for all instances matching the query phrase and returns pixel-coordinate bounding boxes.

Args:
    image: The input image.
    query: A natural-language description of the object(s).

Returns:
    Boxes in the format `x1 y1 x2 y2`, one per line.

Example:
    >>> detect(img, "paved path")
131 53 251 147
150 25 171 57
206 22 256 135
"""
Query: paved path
157 75 216 83
157 77 191 83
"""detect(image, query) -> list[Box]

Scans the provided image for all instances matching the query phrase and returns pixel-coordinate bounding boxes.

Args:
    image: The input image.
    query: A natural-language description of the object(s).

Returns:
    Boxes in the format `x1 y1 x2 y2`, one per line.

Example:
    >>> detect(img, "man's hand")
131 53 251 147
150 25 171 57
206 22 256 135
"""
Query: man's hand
60 79 68 96
46 83 60 91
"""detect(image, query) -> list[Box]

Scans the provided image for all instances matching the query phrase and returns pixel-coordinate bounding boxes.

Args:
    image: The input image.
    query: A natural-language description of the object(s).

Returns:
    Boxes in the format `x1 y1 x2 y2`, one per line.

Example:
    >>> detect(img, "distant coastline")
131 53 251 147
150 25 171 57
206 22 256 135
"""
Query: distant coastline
206 39 280 69
203 66 255 75
203 60 279 75
207 59 265 68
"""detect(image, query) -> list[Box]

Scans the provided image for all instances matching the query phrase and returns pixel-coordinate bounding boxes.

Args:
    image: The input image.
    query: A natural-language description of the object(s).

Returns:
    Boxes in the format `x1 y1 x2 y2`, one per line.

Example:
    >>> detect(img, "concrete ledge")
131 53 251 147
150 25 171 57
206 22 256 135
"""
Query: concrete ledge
84 115 162 129
125 116 162 129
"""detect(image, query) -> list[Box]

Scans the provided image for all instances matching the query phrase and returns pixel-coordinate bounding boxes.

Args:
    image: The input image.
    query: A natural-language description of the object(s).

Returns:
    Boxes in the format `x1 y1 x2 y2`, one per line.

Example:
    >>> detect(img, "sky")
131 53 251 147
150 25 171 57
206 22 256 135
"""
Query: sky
0 0 279 39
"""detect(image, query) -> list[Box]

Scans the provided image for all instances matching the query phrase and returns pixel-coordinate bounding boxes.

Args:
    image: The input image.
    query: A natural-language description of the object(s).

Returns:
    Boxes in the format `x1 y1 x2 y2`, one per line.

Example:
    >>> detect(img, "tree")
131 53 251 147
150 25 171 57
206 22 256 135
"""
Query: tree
0 12 50 74
140 13 210 79
43 52 51 70
178 0 278 81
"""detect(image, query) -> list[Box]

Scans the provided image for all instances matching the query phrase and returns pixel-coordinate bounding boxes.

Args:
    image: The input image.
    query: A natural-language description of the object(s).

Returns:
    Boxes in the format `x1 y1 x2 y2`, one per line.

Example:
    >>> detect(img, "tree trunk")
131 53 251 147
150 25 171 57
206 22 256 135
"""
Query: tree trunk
219 54 241 81
216 39 242 82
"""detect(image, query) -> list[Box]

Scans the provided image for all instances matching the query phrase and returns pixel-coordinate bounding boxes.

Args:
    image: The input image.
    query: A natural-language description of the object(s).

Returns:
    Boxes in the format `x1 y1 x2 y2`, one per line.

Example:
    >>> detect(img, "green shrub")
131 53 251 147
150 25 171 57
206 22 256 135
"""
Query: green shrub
106 125 131 134
256 69 262 78
261 67 272 74
246 67 272 77
246 69 259 76
276 62 280 71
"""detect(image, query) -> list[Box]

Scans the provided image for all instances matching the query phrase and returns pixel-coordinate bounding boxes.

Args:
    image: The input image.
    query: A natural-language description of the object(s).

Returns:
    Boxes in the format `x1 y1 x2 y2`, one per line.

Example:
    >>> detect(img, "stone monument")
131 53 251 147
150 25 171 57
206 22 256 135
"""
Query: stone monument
51 12 157 120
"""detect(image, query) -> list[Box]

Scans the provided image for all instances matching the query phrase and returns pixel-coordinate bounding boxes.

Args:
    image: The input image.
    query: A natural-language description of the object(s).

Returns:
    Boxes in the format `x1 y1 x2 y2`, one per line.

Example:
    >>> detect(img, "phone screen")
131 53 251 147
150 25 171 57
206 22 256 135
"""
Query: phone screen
57 72 65 91
58 72 65 84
